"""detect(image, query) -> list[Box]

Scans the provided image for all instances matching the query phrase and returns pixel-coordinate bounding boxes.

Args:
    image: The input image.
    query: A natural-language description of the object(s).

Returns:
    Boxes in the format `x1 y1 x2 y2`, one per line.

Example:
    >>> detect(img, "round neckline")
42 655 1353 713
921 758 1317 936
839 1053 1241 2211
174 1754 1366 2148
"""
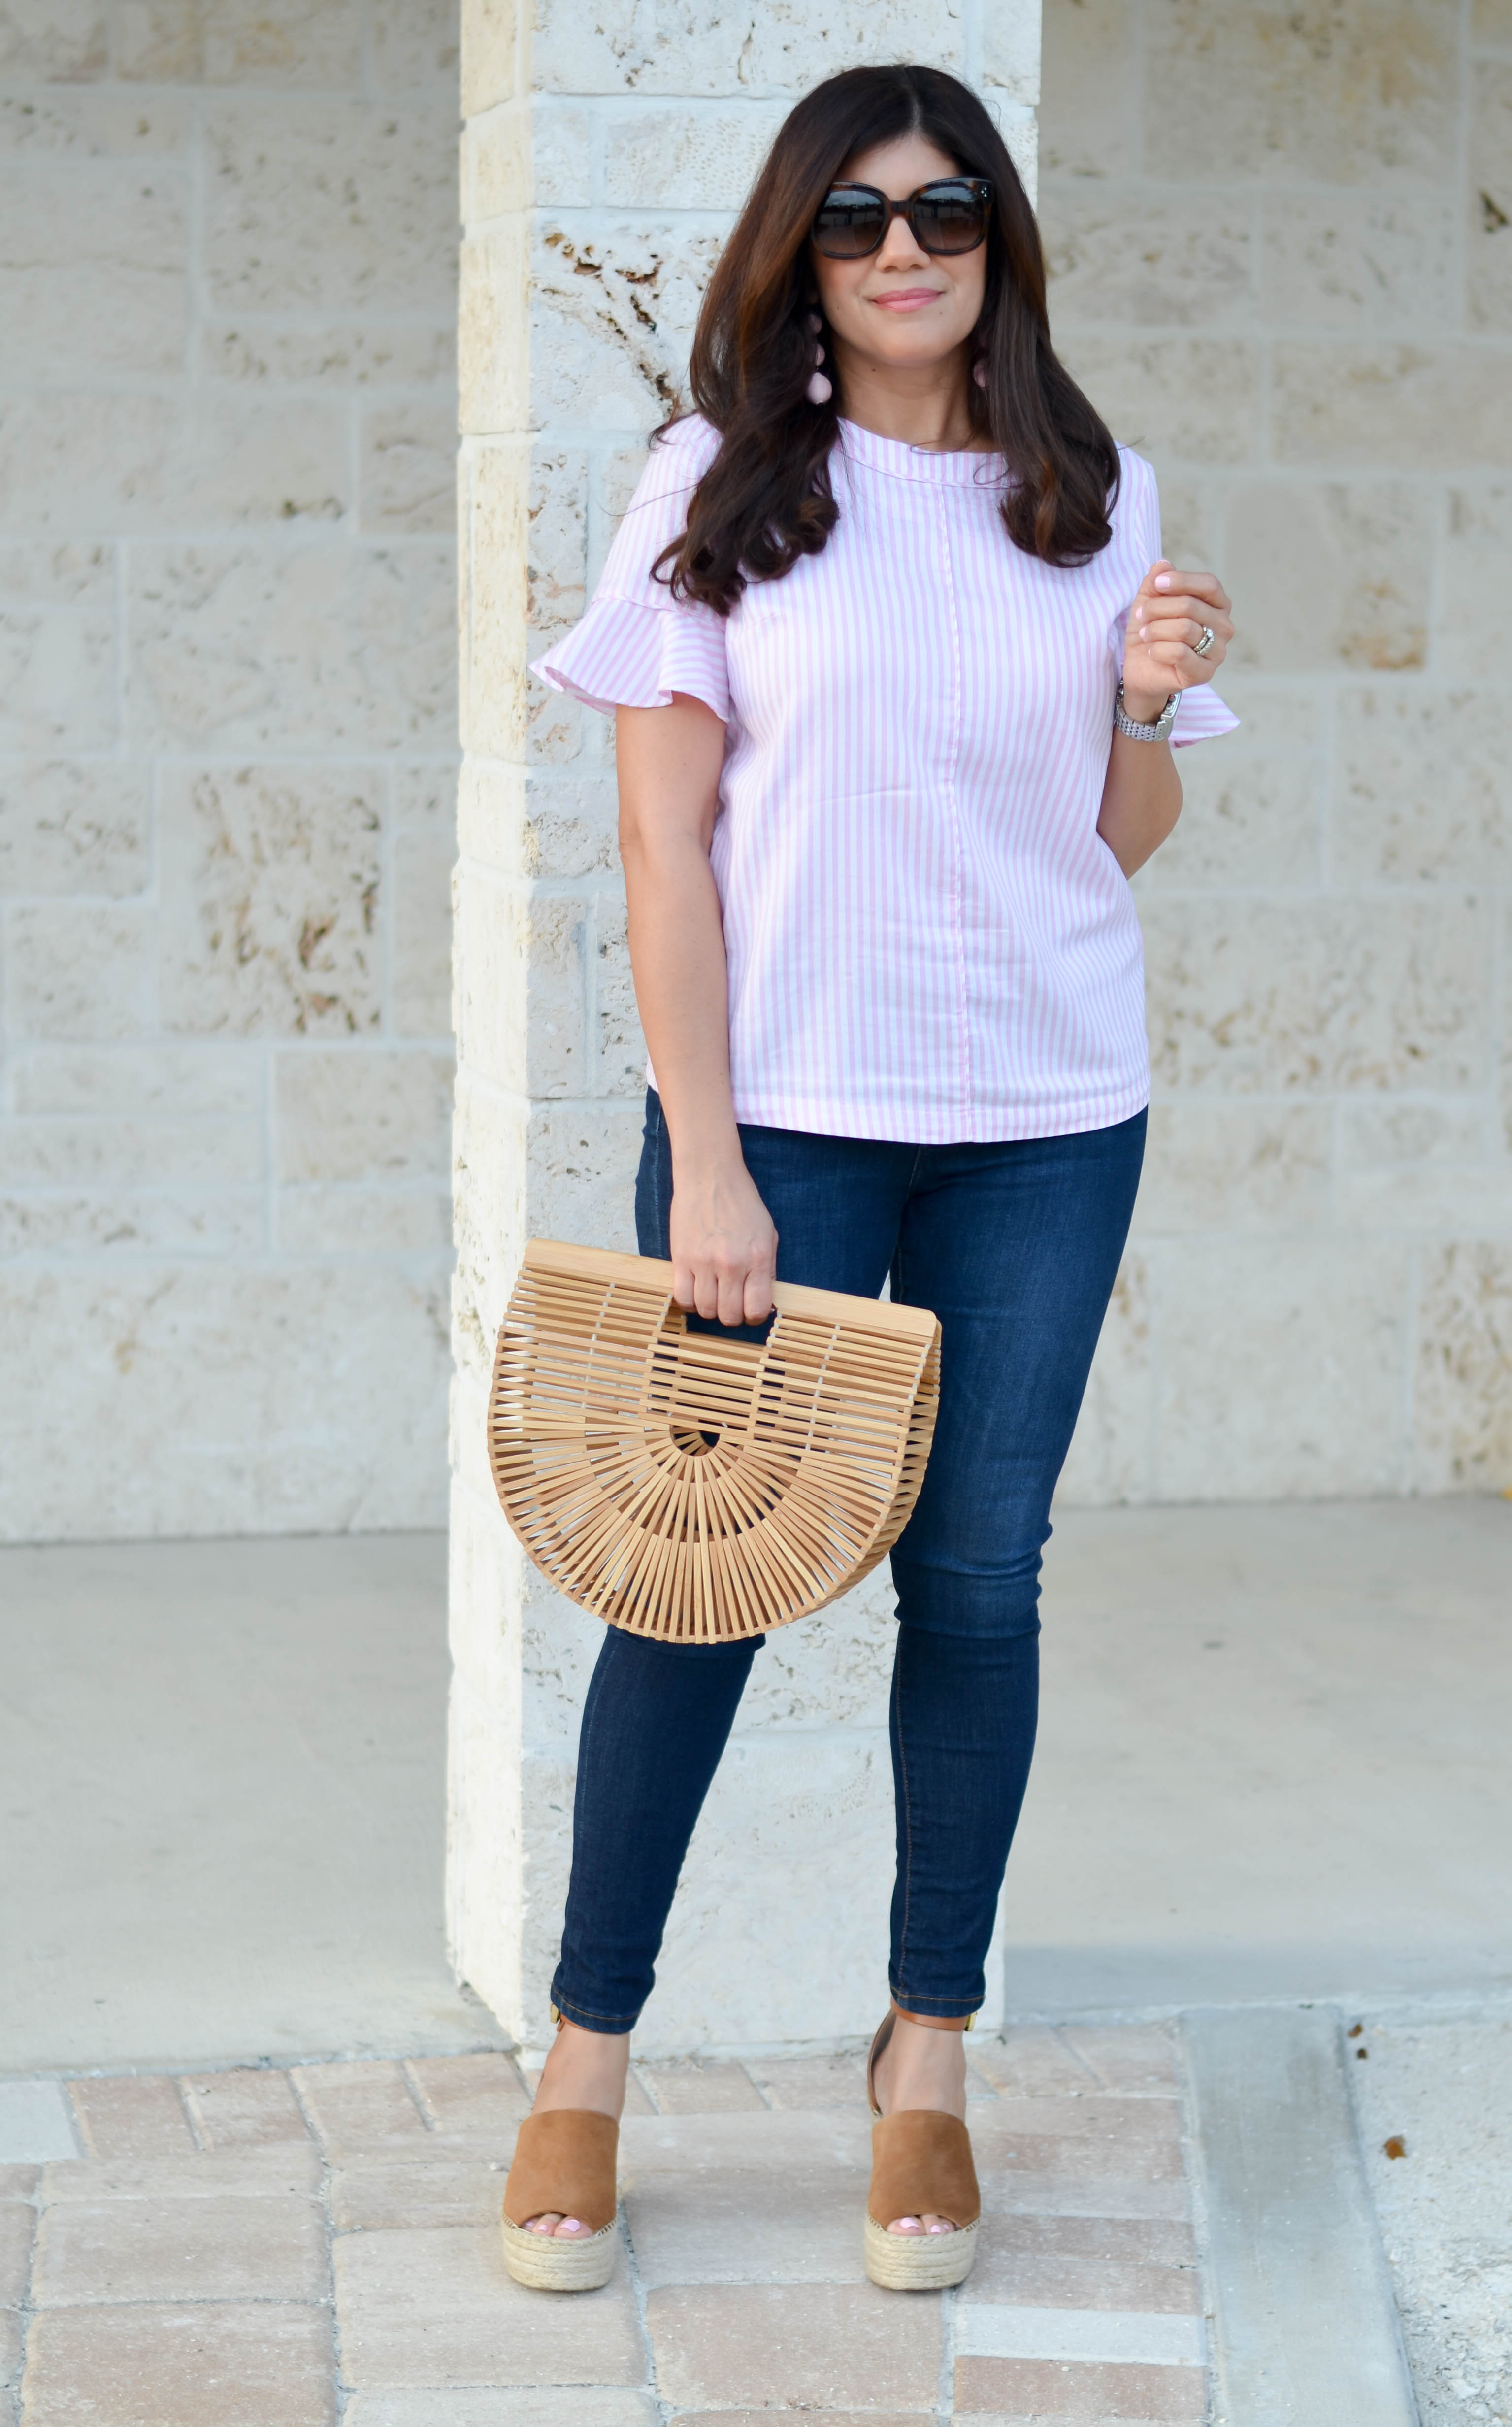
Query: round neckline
837 416 1006 485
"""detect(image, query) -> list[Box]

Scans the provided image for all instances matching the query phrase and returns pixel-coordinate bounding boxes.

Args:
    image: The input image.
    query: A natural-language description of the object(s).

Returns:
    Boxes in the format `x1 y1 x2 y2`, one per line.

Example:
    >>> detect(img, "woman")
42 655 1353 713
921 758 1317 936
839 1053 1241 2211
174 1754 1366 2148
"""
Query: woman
502 62 1235 2294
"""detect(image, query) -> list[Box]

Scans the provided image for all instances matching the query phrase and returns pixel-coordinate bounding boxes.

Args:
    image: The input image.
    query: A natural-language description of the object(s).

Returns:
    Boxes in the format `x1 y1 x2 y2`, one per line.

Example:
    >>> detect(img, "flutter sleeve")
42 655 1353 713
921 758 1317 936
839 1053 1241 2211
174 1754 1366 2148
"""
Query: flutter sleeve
530 417 730 722
1114 451 1239 748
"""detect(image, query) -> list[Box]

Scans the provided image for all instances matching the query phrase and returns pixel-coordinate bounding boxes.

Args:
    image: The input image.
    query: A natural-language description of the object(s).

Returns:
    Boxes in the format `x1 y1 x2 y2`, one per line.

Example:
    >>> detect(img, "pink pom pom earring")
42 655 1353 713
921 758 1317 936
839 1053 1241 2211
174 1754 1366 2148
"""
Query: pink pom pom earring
972 356 988 389
806 310 833 406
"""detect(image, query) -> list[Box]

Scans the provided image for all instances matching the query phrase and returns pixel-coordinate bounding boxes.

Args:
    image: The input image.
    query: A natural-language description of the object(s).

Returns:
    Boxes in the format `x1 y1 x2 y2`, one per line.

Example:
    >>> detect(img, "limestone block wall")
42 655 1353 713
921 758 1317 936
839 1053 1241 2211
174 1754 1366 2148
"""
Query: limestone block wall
449 0 1041 2050
0 1 460 1539
1044 0 1512 1504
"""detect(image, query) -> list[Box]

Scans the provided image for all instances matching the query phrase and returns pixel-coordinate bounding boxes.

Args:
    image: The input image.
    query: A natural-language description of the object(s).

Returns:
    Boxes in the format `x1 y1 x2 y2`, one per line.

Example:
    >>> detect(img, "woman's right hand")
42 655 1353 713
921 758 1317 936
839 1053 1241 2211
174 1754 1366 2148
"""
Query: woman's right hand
669 1155 779 1327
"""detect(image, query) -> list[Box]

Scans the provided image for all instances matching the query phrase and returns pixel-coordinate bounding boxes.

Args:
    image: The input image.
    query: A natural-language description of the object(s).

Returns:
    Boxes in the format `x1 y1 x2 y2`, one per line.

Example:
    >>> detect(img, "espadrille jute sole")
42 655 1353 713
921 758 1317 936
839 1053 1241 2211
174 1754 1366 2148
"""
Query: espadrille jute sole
864 2213 978 2291
501 2214 618 2291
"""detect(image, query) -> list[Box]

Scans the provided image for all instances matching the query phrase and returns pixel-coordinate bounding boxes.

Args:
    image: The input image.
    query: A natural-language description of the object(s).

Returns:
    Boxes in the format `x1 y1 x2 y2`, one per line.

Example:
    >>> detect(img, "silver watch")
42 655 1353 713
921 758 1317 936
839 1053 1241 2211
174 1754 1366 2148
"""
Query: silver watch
1114 680 1179 742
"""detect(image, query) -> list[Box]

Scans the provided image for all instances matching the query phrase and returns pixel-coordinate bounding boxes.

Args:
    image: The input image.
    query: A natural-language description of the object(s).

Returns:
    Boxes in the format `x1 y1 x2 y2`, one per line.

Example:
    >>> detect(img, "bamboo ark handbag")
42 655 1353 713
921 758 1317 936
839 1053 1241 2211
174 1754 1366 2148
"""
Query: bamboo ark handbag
488 1238 943 1641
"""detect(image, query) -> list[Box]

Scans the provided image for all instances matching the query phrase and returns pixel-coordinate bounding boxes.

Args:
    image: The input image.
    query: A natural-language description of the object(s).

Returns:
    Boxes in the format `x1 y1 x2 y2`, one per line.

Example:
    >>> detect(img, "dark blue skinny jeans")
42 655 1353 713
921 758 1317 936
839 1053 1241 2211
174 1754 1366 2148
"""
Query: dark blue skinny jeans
551 1091 1145 2032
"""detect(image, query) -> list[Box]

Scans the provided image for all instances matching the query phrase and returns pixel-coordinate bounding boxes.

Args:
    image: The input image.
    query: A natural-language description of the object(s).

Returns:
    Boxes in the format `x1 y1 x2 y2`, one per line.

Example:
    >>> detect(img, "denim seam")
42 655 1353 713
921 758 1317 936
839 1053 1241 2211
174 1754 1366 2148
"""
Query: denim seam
891 1639 918 1999
550 1992 640 2027
553 1638 642 2030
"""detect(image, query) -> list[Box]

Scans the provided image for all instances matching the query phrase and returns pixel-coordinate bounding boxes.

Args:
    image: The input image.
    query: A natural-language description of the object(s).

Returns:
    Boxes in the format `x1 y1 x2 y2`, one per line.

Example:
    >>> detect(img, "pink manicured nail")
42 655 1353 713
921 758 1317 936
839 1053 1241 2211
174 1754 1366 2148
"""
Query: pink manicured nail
560 2218 584 2234
1154 574 1173 590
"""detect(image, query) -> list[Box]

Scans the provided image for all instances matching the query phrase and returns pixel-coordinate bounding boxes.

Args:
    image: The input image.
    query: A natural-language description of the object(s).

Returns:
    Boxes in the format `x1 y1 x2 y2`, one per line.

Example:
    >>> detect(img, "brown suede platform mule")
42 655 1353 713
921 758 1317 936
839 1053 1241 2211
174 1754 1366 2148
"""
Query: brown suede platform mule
501 2107 620 2291
864 2007 981 2291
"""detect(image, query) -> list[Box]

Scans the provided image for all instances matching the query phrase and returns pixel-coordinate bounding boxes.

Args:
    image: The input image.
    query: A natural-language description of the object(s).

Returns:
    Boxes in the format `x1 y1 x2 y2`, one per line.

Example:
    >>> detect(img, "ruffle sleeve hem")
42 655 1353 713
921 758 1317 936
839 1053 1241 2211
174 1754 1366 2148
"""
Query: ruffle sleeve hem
531 592 730 723
1170 679 1240 747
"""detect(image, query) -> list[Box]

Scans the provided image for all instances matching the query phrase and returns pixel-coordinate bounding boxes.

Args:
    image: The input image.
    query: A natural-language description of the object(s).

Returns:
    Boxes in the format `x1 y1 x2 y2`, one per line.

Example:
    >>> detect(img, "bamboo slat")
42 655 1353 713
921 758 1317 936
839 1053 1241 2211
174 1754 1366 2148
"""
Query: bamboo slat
488 1238 943 1640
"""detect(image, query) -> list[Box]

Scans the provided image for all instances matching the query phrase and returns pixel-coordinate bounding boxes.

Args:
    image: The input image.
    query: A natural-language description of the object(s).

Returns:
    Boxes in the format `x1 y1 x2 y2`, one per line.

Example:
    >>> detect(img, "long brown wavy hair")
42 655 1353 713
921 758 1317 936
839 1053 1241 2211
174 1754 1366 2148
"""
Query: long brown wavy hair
655 64 1121 615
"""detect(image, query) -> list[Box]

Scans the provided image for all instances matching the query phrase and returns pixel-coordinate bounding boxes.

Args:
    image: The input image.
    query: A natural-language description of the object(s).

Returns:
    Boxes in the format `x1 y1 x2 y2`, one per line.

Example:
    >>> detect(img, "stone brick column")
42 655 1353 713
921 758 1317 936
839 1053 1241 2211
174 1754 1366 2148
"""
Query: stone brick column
450 4 1041 2051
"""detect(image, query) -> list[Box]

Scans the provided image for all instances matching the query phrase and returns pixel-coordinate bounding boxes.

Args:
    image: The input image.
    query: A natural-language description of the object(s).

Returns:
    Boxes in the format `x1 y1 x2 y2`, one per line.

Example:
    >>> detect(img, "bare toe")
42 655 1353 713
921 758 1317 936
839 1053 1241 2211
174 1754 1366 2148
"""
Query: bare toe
887 2214 924 2236
524 2212 564 2235
554 2217 588 2237
922 2213 957 2236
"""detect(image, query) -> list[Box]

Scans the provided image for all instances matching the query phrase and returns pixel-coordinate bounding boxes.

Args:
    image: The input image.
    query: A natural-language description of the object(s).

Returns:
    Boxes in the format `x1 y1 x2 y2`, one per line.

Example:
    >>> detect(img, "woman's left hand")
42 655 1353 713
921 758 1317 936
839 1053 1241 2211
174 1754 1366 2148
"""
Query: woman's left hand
1121 560 1233 718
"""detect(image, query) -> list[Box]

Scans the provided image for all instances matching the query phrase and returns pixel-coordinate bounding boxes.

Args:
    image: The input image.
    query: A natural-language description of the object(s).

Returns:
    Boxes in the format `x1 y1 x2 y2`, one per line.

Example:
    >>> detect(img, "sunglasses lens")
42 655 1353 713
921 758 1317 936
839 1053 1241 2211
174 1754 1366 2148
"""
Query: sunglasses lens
914 181 991 253
813 187 886 257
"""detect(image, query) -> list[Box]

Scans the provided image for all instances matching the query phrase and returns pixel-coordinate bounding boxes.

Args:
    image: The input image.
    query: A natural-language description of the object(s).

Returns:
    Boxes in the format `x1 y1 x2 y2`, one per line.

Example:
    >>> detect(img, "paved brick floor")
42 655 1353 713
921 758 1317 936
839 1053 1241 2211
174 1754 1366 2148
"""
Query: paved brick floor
2 2025 1210 2425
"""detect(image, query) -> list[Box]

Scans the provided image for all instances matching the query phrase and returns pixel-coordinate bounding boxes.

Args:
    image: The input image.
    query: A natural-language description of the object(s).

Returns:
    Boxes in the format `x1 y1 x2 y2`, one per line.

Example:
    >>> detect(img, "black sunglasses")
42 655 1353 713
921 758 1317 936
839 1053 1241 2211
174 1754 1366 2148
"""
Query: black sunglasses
811 177 993 260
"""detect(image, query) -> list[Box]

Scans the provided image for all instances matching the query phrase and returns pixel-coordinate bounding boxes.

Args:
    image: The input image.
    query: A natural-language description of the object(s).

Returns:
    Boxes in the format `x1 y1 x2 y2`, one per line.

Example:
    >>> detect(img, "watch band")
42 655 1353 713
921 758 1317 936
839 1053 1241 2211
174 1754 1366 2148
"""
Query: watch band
1114 680 1179 742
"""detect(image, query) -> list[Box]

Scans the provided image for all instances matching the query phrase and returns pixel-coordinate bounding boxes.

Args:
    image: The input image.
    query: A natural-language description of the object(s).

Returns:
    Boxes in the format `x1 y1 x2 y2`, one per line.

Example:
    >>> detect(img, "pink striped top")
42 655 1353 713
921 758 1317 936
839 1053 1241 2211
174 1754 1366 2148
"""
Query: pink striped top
533 414 1238 1144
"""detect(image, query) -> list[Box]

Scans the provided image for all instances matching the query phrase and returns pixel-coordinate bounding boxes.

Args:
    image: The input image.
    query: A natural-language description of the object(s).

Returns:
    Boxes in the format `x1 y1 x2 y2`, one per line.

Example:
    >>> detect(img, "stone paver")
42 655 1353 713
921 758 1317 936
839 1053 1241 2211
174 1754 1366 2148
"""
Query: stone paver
331 2156 511 2231
966 2025 1108 2098
971 2101 1187 2189
0 2028 1216 2419
1057 2028 1184 2094
405 2056 530 2138
965 2250 1202 2311
32 2192 328 2306
956 2305 1204 2364
0 2085 76 2166
742 2052 868 2108
21 2302 337 2427
955 2353 1207 2419
335 2224 644 2390
626 2166 865 2286
293 2061 431 2162
974 2093 1184 2148
646 2280 944 2412
345 2398 658 2426
979 2212 1197 2264
0 2199 33 2303
620 2108 872 2181
668 2417 932 2427
984 2178 1196 2223
38 2146 325 2202
182 2067 310 2149
978 2140 1188 2193
68 2076 197 2162
967 2213 1199 2309
636 2060 766 2114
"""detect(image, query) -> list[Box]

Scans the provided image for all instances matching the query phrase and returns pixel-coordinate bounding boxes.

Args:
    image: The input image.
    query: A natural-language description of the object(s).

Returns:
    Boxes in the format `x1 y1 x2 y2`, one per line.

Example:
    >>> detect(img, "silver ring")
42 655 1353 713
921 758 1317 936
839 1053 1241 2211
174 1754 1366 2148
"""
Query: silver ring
1193 624 1215 659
